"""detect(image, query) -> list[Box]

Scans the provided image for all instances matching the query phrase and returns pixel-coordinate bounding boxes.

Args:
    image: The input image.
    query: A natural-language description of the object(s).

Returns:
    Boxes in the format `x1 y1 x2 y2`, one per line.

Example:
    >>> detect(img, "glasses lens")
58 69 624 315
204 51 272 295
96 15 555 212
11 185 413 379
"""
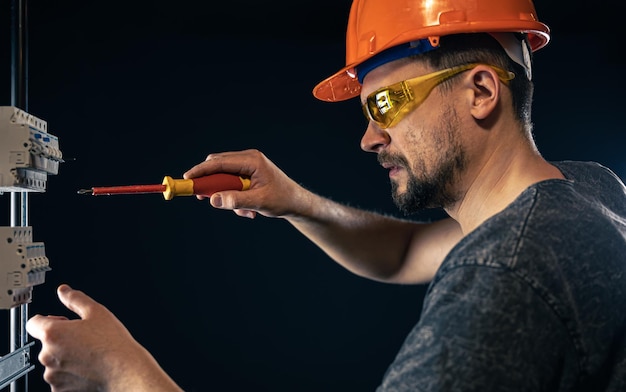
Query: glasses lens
364 87 410 128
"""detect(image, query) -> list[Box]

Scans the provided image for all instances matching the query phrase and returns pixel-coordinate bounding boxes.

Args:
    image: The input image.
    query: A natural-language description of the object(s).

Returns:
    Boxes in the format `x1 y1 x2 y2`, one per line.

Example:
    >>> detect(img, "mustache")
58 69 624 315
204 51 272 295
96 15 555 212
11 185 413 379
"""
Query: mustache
378 151 408 168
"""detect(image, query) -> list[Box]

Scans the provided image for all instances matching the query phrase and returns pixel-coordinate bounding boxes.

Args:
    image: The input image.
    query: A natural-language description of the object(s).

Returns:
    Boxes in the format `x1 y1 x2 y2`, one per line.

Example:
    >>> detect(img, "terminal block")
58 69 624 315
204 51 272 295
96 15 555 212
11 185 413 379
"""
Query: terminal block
0 106 63 192
0 226 51 309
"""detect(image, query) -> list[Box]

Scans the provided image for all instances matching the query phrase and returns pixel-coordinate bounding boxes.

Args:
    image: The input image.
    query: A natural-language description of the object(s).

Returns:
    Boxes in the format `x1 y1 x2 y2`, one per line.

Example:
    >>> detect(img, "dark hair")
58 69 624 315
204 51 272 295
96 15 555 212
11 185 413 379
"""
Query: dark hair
414 33 534 132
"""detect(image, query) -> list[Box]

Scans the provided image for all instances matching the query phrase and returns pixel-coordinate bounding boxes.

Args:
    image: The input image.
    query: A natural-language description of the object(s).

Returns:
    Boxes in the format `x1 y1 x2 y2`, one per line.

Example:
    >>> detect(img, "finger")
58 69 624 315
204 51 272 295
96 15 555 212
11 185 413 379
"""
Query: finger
25 314 46 339
207 192 256 218
210 193 257 218
234 209 256 219
56 284 98 320
184 149 261 179
39 346 61 369
26 314 65 340
46 315 70 321
210 190 253 210
183 153 229 179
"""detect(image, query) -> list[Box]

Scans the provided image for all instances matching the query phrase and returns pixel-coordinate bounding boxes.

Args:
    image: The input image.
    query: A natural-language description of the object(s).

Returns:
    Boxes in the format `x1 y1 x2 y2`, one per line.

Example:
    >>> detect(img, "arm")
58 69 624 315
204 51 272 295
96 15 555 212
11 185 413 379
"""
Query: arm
183 149 463 284
26 285 184 392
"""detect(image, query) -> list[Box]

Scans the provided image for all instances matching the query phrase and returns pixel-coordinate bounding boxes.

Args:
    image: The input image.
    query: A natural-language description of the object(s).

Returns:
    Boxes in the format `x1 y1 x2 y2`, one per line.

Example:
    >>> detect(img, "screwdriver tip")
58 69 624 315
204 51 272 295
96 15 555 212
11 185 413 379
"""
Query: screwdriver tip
77 189 93 195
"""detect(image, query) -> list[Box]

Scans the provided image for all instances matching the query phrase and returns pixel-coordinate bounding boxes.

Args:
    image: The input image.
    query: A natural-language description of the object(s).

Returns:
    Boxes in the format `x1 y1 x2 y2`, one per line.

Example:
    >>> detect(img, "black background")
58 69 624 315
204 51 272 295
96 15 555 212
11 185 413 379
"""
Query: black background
0 1 624 391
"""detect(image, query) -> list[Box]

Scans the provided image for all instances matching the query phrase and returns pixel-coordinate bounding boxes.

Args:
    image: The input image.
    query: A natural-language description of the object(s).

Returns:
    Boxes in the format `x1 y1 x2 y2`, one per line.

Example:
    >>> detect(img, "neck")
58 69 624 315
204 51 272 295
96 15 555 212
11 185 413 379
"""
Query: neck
445 133 564 235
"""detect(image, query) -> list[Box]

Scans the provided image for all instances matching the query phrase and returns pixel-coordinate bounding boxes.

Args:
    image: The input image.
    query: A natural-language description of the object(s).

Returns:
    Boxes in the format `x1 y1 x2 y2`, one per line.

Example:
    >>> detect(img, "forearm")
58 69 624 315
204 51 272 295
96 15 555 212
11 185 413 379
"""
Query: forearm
107 341 184 392
284 191 461 284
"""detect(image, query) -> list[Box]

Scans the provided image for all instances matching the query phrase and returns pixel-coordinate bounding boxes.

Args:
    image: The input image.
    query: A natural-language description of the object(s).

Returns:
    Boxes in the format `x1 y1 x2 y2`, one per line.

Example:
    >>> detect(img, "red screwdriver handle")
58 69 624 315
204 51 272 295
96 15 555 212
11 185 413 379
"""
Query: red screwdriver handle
192 174 250 196
162 174 251 200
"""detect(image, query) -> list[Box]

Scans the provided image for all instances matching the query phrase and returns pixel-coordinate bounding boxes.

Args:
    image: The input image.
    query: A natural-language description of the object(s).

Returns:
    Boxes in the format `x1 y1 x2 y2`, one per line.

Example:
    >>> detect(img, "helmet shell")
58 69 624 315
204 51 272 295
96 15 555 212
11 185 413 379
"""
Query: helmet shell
313 0 550 102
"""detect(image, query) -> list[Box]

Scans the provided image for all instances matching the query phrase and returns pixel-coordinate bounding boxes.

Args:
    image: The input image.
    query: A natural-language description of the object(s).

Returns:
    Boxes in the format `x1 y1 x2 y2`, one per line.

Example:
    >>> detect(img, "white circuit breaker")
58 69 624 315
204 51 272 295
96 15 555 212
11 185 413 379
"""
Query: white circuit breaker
0 226 51 309
0 106 63 192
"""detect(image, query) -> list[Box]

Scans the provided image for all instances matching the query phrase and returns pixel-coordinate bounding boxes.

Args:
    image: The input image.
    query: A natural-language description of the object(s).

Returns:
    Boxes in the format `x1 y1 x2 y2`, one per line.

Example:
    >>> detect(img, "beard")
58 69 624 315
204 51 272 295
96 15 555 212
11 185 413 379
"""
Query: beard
380 106 466 215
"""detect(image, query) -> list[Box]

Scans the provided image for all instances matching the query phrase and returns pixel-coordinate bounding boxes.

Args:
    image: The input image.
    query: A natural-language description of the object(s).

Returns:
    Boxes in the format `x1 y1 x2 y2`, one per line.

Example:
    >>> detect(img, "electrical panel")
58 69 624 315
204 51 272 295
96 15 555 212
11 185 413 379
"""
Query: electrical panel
0 106 63 193
0 106 60 388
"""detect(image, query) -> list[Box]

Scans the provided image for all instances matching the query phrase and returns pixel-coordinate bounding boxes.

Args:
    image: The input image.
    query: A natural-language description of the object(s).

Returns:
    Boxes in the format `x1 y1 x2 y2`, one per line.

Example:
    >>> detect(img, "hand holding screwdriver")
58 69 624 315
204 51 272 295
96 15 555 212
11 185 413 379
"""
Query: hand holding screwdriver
78 173 251 200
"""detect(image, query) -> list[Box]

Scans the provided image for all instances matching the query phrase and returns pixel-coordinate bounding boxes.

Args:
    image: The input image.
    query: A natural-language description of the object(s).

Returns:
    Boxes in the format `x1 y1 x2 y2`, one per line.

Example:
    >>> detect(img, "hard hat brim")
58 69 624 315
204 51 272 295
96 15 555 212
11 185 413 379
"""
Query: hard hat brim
312 22 550 102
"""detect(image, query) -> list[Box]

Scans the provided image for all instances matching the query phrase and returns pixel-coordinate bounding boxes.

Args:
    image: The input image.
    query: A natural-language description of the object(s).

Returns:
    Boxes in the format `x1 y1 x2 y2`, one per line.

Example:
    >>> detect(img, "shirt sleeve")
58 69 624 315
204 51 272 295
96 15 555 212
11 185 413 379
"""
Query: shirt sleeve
377 264 575 392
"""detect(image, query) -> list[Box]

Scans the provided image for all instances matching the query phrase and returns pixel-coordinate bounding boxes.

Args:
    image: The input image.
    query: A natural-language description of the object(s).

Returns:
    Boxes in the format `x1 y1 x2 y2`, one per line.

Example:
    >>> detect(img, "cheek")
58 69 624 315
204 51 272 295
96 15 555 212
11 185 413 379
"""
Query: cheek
393 127 432 177
392 98 457 167
402 112 455 172
403 123 437 159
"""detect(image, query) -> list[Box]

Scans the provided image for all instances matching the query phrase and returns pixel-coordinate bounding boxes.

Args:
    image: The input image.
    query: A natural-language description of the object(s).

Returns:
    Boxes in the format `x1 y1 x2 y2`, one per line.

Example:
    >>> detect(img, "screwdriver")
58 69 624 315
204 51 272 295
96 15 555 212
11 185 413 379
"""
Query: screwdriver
77 173 251 200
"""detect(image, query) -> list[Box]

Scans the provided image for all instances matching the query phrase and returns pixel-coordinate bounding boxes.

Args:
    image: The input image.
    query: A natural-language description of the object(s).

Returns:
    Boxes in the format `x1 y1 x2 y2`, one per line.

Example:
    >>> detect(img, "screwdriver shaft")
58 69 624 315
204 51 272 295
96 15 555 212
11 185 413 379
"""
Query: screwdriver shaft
89 184 166 195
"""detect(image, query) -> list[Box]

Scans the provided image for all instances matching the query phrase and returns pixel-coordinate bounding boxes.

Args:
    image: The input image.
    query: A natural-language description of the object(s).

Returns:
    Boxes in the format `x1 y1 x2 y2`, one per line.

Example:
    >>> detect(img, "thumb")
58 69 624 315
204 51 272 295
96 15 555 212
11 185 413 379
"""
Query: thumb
56 284 97 320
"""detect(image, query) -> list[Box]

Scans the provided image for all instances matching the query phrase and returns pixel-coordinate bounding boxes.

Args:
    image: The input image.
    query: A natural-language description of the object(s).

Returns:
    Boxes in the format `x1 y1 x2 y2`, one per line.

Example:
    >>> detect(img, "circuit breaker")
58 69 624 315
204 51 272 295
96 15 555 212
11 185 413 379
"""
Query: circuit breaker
0 226 51 309
0 106 62 193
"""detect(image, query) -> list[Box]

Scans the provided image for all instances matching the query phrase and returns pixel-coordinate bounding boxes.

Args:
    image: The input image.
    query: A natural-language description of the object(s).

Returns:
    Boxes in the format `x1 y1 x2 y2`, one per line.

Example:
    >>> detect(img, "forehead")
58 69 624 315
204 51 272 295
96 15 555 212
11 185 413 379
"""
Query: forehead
360 57 431 102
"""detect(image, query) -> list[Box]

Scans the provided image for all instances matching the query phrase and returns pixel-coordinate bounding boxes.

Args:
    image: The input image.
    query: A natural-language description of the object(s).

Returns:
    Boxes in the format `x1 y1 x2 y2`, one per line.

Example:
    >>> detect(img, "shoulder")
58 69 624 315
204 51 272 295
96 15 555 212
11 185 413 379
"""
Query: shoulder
550 160 626 214
446 160 626 268
432 158 626 326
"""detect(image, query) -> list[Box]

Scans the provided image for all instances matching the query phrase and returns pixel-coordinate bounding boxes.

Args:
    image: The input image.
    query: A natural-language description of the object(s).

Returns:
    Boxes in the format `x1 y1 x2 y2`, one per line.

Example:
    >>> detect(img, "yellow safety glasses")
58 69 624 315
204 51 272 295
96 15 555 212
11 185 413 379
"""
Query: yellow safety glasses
361 63 515 129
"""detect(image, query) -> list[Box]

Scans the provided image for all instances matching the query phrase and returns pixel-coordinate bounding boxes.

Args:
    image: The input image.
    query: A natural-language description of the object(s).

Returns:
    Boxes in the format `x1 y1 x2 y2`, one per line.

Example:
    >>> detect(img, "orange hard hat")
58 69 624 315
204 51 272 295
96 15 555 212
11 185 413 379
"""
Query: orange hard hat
313 0 550 102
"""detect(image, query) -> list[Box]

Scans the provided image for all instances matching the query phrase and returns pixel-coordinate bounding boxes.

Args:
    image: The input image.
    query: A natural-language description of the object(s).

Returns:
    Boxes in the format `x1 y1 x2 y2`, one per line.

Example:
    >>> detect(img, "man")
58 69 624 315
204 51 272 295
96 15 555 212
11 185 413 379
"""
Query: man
26 0 626 390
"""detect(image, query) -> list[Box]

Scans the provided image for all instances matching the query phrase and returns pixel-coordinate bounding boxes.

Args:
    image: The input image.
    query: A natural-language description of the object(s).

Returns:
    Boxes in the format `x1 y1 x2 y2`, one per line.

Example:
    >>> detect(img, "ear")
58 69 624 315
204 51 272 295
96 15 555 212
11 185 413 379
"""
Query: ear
465 65 502 120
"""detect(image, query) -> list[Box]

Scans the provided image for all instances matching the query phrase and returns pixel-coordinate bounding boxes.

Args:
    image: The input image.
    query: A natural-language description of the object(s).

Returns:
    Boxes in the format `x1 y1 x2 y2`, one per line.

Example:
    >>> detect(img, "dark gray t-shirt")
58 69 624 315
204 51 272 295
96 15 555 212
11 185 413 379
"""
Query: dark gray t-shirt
377 161 626 392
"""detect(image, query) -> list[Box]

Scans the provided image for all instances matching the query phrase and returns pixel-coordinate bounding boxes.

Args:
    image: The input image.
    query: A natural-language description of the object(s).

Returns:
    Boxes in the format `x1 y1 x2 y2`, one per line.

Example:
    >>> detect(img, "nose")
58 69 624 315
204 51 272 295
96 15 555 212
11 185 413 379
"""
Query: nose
360 121 390 153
